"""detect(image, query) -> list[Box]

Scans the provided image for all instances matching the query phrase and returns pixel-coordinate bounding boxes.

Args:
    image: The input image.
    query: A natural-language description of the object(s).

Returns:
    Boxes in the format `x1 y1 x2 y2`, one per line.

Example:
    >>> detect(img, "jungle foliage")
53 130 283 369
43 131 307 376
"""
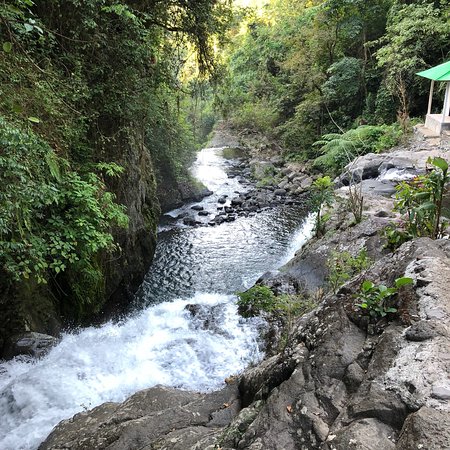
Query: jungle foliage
214 0 450 164
0 0 231 314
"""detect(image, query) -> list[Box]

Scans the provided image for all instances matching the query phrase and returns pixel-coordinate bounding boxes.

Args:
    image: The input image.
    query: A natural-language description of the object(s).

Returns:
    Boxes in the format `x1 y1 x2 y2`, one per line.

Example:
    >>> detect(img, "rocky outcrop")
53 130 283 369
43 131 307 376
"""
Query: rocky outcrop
101 132 160 316
38 234 450 450
220 238 450 450
40 383 241 450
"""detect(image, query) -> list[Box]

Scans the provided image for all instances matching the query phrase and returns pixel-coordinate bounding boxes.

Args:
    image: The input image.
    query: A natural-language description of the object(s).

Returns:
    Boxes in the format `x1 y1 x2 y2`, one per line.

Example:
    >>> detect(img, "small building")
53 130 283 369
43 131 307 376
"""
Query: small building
417 60 450 135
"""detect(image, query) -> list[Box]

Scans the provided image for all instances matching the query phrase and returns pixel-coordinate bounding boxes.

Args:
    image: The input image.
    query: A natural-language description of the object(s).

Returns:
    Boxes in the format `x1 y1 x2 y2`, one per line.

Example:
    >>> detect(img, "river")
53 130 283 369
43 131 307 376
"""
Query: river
0 144 314 450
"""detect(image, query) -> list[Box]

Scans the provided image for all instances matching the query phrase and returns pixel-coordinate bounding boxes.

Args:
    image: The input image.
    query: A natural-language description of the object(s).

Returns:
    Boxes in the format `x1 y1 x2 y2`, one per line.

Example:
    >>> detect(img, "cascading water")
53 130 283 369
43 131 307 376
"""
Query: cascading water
0 145 313 450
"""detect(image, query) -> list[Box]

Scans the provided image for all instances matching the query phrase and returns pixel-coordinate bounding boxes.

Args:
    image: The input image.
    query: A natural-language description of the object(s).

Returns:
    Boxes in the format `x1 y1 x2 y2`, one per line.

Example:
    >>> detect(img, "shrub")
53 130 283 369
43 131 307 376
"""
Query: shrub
0 119 128 295
309 176 334 237
312 124 403 177
355 277 413 318
394 157 449 239
327 249 372 294
236 285 315 320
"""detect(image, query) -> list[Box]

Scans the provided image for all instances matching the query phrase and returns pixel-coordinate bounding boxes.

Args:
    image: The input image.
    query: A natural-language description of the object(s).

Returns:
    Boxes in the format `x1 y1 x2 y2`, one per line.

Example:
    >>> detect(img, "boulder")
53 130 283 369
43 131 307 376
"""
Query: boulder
4 332 58 359
39 384 240 450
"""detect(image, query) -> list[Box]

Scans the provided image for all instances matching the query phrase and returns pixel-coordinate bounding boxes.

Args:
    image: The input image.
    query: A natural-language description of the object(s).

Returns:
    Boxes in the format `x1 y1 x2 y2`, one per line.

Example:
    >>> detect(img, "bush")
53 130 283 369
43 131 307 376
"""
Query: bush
384 157 450 248
327 249 372 294
0 119 128 297
237 285 315 320
231 101 278 133
312 124 403 177
355 277 413 319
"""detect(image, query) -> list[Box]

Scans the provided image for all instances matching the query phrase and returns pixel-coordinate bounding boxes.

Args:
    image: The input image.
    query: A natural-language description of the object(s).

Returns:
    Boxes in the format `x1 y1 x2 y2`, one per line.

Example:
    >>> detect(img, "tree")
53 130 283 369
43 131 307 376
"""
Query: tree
376 1 450 125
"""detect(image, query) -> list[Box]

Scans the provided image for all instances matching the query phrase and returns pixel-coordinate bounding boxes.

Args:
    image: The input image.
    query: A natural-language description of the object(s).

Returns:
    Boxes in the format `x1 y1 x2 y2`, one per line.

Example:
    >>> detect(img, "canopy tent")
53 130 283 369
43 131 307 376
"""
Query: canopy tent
417 61 450 135
417 60 450 81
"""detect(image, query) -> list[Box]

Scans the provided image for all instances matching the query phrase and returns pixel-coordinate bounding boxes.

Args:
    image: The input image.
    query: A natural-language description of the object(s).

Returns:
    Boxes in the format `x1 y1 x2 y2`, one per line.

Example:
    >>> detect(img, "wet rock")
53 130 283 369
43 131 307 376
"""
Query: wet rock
231 197 244 206
218 196 227 204
198 210 209 216
4 332 58 359
191 205 204 211
183 217 197 226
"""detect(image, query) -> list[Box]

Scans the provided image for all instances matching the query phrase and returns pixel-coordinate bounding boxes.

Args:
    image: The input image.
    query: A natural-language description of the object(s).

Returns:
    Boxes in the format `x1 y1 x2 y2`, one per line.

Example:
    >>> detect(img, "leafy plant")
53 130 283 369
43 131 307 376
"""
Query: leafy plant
0 120 128 291
312 125 403 177
390 157 449 244
237 285 315 320
237 285 277 317
309 176 334 237
327 249 372 294
355 277 413 318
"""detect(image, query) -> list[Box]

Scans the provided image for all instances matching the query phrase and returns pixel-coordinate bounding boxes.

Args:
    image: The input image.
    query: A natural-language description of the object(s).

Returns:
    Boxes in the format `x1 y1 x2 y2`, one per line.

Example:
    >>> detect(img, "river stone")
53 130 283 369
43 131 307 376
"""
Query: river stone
231 197 244 206
4 332 58 359
183 217 197 226
191 205 204 211
274 189 287 196
198 210 209 216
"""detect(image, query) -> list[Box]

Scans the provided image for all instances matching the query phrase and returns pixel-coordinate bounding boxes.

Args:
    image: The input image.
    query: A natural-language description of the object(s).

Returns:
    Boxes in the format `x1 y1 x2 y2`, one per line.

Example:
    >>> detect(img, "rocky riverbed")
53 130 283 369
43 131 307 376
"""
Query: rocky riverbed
39 129 450 449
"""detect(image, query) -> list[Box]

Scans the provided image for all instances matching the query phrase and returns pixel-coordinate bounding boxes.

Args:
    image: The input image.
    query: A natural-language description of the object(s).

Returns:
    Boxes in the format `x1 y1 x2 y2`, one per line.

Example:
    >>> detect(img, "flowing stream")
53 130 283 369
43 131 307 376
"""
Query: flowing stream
0 145 314 450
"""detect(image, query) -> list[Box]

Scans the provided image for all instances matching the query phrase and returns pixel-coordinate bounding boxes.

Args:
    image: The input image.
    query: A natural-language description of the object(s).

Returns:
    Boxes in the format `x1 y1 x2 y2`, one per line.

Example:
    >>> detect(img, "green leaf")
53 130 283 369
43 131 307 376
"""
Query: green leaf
415 202 435 212
429 157 448 173
27 116 41 123
24 23 34 32
3 42 12 53
395 277 413 288
361 280 374 291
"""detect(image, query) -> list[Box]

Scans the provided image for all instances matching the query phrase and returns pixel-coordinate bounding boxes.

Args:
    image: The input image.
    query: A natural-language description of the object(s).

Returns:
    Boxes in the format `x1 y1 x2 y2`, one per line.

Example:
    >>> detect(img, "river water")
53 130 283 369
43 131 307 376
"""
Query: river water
0 145 314 450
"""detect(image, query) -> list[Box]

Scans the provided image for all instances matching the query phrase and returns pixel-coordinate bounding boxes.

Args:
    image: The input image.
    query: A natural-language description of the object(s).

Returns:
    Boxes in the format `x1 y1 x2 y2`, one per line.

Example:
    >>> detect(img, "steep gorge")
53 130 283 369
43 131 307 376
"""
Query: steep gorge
0 0 228 356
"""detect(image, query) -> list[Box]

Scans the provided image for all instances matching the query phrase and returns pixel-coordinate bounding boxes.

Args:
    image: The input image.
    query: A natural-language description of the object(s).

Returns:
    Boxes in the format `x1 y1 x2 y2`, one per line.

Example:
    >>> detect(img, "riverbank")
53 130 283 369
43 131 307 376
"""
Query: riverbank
39 128 450 449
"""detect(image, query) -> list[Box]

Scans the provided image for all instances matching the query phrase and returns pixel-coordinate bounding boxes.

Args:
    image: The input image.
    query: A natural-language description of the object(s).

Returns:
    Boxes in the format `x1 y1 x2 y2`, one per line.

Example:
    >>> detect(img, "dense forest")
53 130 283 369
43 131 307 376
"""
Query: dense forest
1 0 449 350
211 0 450 173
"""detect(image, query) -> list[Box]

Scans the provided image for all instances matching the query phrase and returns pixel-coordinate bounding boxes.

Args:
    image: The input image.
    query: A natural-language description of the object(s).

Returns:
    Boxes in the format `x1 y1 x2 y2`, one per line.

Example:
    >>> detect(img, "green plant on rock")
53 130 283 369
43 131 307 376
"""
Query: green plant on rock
237 285 277 317
0 120 129 292
327 249 372 294
355 277 413 318
386 157 449 248
236 286 315 320
309 176 334 238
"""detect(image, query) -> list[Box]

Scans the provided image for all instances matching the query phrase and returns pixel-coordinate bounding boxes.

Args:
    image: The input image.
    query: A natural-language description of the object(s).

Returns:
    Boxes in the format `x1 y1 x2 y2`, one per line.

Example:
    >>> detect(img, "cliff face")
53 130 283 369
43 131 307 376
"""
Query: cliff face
101 132 160 316
0 130 162 358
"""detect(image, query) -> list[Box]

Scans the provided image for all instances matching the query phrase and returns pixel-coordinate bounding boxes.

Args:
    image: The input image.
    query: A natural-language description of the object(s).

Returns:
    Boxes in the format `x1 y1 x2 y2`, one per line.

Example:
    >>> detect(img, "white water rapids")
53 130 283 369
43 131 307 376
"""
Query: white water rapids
0 146 314 450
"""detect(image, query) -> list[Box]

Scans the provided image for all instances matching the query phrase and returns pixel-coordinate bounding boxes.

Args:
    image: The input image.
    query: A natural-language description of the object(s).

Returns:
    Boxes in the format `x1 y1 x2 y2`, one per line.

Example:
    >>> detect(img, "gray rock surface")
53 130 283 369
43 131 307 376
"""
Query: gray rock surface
40 384 240 450
3 332 58 359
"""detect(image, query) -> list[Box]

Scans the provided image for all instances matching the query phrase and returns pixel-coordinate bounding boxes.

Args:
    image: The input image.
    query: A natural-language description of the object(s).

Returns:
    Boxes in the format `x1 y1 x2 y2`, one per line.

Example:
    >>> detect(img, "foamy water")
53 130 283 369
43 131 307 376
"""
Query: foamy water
0 294 262 450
